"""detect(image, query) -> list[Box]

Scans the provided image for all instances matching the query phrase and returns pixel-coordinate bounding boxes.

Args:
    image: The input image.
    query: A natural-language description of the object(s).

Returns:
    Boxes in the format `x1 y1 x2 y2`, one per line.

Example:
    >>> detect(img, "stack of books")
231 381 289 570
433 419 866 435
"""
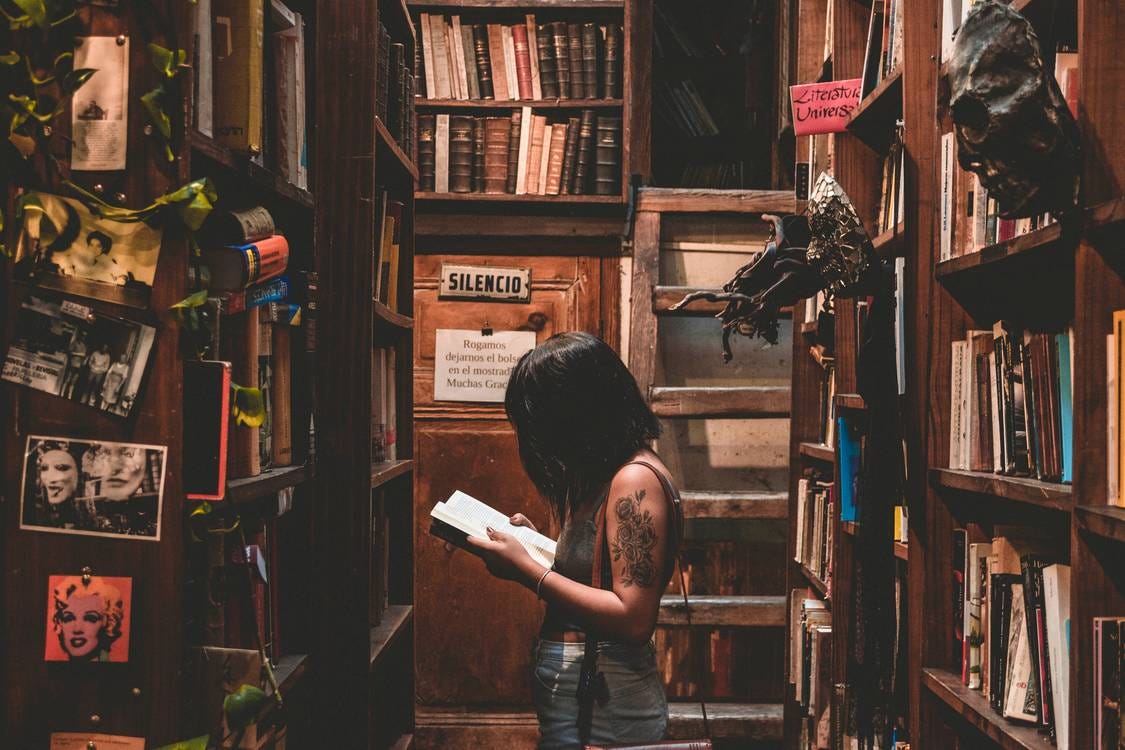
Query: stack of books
789 594 832 750
860 0 904 96
951 532 1070 746
948 325 1074 482
416 14 621 101
377 21 416 157
794 476 834 590
418 108 620 196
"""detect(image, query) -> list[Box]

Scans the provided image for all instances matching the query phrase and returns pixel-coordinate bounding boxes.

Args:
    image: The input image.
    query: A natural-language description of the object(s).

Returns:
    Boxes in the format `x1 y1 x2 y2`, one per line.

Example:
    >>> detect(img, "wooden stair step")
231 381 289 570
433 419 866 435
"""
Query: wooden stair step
680 490 788 520
658 595 786 627
668 702 784 741
650 386 791 418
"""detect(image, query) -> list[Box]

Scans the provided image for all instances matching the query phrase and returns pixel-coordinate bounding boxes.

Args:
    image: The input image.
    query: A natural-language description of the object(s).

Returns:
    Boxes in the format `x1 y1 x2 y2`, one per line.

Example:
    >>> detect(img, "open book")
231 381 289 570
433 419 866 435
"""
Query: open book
430 491 556 569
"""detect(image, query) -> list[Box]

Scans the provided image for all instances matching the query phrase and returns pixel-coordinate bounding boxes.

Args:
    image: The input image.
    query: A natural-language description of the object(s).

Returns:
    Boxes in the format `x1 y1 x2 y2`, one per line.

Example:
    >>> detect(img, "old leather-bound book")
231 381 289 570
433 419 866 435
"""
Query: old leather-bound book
559 116 581 194
416 114 436 191
551 22 570 99
536 24 558 99
603 23 621 98
449 115 474 193
525 114 548 194
567 22 585 99
581 22 599 98
471 24 494 99
594 115 621 195
524 14 542 99
572 109 597 195
511 24 534 99
487 24 510 100
482 117 511 194
471 117 485 192
505 109 522 193
543 123 567 195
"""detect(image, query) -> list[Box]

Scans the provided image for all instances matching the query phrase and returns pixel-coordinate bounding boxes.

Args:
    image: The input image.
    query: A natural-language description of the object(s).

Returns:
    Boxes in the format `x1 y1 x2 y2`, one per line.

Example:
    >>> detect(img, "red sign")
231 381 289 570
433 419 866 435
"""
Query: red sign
790 78 863 136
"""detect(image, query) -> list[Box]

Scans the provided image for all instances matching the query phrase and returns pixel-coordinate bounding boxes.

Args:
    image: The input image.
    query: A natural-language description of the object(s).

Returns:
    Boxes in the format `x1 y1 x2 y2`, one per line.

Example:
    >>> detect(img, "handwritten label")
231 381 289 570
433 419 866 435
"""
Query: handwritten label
790 79 863 136
434 329 536 403
439 263 532 303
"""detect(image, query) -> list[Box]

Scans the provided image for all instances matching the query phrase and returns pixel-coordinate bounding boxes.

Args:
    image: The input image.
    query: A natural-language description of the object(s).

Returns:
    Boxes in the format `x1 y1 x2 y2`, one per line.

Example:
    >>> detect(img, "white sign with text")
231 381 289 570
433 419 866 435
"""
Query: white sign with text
434 329 537 403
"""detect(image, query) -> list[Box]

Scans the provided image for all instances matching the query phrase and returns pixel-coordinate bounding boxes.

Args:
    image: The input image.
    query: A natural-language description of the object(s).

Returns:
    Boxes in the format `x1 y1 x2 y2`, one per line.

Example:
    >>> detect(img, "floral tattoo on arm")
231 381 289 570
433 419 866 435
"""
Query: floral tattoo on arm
610 490 658 588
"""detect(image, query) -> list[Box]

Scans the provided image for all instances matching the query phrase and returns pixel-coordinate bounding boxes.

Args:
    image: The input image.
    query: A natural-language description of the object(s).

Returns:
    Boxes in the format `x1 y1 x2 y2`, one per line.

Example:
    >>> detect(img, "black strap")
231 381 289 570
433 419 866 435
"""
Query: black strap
576 460 710 743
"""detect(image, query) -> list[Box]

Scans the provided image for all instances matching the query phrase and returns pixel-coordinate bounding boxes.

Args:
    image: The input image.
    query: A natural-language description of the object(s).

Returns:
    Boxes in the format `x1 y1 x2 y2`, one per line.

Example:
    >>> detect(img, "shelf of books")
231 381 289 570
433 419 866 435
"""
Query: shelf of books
411 4 629 201
906 0 1125 745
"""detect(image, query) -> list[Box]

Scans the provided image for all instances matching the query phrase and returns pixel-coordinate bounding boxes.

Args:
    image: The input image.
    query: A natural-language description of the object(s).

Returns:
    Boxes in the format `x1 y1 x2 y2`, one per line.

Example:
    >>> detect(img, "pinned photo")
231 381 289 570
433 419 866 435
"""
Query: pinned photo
50 735 143 750
2 295 156 418
21 435 166 541
15 192 162 307
45 574 132 662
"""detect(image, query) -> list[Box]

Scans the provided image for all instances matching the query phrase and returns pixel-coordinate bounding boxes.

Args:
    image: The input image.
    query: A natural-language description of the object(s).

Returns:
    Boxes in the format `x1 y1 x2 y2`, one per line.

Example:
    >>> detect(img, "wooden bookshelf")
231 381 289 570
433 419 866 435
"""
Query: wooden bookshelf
834 392 866 411
799 562 830 599
370 604 414 670
374 300 416 330
847 67 903 152
1076 505 1125 545
376 116 421 181
930 468 1072 511
872 223 906 259
416 192 624 204
407 0 624 7
372 459 415 487
227 463 316 504
934 222 1068 280
190 129 315 210
417 98 624 109
922 669 1056 750
799 441 835 464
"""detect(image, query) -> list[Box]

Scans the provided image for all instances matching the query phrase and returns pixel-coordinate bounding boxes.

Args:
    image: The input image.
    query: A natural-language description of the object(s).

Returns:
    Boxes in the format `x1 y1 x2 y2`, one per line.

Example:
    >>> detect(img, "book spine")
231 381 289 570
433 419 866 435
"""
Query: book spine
551 22 570 100
227 307 261 479
225 206 277 243
515 106 532 194
434 113 450 193
581 22 599 98
258 316 274 471
213 0 264 153
593 115 621 195
450 16 468 100
482 117 511 194
538 124 554 193
449 115 474 193
420 12 436 98
414 29 427 98
511 24 534 99
505 109 522 193
487 24 510 101
544 124 566 195
525 115 546 194
536 24 559 99
566 22 584 99
472 24 494 100
417 114 436 191
428 14 452 99
572 109 596 195
559 116 580 195
502 24 519 102
603 23 621 98
460 23 479 100
471 116 485 192
525 14 542 99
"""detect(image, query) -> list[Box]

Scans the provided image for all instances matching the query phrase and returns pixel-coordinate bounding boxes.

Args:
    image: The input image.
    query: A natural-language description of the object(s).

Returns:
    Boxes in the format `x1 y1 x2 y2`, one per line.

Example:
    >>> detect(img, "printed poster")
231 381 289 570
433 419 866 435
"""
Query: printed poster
434 329 536 403
71 36 130 171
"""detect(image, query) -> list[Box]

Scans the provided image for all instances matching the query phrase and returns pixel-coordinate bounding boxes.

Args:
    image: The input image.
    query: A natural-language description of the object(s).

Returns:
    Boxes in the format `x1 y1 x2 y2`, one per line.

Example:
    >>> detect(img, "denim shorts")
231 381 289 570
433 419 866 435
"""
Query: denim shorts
531 637 668 750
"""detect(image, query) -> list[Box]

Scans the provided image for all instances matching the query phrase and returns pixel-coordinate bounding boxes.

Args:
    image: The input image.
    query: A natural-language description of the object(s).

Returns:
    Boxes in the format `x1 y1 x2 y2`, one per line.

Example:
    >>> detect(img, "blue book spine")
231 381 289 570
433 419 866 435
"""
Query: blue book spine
838 415 860 522
1056 332 1074 483
246 276 291 308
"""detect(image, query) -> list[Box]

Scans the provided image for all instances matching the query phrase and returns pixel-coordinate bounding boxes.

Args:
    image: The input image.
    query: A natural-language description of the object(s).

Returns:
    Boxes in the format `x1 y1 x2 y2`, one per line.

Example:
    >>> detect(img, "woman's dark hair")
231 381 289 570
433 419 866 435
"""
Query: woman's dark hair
505 332 660 521
86 230 112 254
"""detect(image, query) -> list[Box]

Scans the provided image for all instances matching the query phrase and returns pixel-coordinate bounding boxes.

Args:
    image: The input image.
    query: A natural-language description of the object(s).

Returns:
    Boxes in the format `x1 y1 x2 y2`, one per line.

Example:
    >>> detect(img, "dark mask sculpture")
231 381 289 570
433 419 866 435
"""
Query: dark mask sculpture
671 173 874 361
948 0 1080 218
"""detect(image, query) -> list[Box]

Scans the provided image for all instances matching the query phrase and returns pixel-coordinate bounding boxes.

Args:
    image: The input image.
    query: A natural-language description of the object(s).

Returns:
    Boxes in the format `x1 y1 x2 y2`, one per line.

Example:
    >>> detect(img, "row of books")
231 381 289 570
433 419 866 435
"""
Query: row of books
192 0 309 188
678 161 747 190
876 145 905 236
375 191 404 311
794 477 834 592
948 325 1074 482
951 532 1070 747
418 110 621 196
655 79 719 137
818 361 838 448
860 0 903 97
938 51 1076 259
790 595 831 747
372 347 399 464
377 21 417 162
416 13 621 101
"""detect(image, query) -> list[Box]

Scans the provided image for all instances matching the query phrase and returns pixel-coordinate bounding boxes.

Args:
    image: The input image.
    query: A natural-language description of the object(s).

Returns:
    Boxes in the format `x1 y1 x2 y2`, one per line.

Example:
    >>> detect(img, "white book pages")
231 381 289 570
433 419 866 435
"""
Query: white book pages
433 490 556 568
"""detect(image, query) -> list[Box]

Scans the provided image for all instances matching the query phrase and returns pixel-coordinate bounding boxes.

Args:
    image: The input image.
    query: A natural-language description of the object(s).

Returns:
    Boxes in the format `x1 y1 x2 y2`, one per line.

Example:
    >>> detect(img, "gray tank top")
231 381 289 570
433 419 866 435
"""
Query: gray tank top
541 461 681 634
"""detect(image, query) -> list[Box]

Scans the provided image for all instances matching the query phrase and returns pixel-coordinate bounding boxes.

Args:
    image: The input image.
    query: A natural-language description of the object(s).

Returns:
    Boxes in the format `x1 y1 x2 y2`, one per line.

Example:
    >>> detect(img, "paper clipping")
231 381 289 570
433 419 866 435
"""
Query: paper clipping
434 329 536 403
71 36 129 171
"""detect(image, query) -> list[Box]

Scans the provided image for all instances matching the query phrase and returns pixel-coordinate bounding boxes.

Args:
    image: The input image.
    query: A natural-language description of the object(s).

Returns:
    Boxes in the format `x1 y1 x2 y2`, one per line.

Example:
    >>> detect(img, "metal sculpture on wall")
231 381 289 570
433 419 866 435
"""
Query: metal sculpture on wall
948 0 1080 218
671 173 874 360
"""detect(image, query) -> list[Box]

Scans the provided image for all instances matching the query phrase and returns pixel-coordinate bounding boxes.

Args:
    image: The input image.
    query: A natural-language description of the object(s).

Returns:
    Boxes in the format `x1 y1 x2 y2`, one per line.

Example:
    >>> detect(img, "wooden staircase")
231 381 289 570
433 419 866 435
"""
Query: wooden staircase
628 188 799 746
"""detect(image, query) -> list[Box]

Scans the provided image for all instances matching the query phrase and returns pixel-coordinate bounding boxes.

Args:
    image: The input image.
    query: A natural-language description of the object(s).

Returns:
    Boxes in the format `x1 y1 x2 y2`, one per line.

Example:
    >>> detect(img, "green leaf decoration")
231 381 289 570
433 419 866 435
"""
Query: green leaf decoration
169 288 210 331
11 0 47 29
62 177 219 229
140 86 174 161
60 67 95 95
0 51 19 65
223 684 268 730
231 384 266 428
152 736 211 750
147 43 186 79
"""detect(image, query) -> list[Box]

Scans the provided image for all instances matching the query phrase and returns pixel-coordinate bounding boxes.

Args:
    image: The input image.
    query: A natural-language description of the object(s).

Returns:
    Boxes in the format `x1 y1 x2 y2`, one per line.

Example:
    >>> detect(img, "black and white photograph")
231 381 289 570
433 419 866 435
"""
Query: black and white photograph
1 295 156 417
21 435 165 541
15 191 162 307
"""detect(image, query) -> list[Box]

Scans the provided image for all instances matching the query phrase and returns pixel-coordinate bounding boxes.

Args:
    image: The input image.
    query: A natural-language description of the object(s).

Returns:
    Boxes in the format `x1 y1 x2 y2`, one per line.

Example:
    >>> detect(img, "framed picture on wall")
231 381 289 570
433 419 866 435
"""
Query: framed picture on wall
44 574 133 663
20 435 166 541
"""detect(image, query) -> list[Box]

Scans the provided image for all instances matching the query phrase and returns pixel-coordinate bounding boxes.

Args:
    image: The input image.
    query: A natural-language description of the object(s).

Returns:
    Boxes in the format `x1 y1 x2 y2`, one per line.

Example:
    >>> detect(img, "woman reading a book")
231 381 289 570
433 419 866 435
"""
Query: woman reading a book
466 331 680 749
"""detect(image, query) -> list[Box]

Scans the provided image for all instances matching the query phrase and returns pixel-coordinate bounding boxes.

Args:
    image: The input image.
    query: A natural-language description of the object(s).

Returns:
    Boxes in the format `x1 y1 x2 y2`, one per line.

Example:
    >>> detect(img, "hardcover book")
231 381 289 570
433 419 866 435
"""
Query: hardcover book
536 23 559 99
430 490 556 568
213 0 264 153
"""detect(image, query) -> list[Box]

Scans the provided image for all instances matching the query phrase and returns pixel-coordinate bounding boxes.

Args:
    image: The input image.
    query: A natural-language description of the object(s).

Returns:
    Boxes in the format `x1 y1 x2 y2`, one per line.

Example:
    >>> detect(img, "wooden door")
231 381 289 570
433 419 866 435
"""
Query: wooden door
412 254 608 741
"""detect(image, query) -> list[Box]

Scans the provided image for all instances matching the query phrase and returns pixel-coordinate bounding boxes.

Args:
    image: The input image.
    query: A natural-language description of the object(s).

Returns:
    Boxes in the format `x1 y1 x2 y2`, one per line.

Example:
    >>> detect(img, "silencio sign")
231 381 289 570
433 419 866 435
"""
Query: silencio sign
439 263 532 303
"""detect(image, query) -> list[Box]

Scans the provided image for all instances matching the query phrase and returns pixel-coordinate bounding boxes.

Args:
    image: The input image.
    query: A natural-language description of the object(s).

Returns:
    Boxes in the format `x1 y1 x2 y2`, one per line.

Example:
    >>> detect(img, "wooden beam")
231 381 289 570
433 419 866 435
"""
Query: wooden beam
636 188 798 214
680 491 788 520
627 211 661 398
658 595 787 627
668 702 784 741
650 386 792 418
416 213 622 238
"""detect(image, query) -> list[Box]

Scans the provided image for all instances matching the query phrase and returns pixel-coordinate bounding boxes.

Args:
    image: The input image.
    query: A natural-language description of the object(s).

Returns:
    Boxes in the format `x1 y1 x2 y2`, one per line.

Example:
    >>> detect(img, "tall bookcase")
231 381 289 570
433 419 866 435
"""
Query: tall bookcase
314 0 418 747
788 0 1125 748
